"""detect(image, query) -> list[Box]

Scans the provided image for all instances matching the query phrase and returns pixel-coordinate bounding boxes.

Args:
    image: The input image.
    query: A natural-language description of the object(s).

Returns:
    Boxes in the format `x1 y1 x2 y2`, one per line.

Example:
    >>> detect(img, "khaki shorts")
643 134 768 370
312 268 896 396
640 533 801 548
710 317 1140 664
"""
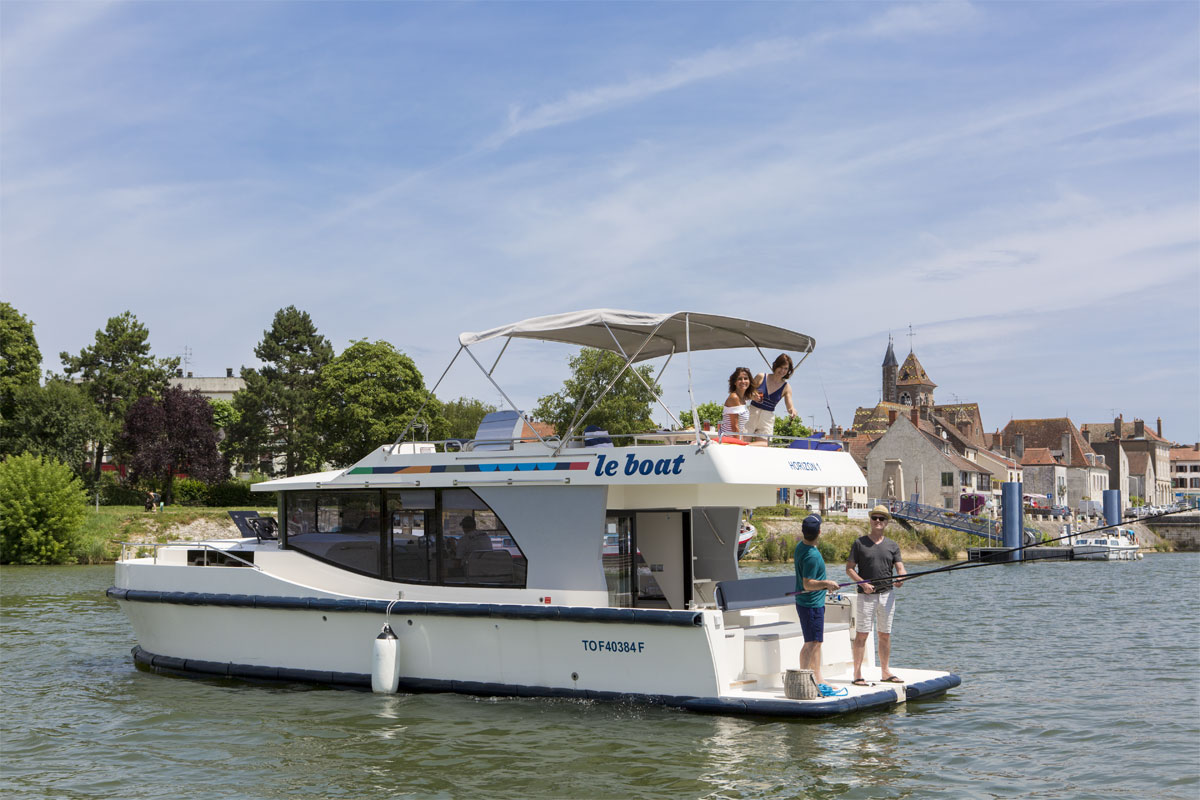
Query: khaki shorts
855 590 897 634
746 405 774 439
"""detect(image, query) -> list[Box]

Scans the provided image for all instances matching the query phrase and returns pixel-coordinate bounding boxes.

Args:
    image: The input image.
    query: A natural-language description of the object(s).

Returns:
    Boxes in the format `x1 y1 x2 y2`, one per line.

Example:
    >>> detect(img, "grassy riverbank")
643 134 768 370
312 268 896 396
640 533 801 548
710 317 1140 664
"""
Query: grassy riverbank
745 512 974 563
71 506 260 564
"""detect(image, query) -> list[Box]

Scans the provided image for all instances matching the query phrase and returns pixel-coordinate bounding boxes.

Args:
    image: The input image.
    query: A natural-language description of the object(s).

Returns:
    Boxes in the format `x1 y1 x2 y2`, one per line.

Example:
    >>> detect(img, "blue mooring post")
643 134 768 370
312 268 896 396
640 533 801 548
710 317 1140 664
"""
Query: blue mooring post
1103 489 1121 528
1002 481 1023 562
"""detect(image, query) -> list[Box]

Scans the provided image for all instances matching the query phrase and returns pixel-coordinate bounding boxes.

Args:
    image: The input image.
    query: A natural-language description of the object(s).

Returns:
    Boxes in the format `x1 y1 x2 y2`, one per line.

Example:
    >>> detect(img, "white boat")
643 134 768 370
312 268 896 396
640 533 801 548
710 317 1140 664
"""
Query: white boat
1073 528 1142 561
109 310 960 718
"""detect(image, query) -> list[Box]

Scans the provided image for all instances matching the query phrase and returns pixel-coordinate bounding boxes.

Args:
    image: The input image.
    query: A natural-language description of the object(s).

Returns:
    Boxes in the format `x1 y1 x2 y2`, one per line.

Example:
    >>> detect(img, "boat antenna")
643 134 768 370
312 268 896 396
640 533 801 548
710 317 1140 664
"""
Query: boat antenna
816 359 836 430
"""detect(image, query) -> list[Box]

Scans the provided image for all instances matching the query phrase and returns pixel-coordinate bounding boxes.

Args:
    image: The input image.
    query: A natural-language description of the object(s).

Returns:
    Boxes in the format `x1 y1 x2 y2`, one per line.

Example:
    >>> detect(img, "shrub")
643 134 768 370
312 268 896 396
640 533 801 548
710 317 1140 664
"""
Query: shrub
760 533 799 562
0 453 88 564
93 472 146 506
173 477 211 506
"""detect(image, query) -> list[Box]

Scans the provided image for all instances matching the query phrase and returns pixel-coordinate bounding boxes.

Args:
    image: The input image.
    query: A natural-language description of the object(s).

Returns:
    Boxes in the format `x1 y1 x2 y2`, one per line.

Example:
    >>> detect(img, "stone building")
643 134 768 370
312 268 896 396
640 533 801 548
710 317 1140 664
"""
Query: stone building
850 337 1010 505
1018 448 1068 506
866 407 993 508
1079 416 1173 506
1169 444 1200 503
994 419 1108 511
172 368 245 403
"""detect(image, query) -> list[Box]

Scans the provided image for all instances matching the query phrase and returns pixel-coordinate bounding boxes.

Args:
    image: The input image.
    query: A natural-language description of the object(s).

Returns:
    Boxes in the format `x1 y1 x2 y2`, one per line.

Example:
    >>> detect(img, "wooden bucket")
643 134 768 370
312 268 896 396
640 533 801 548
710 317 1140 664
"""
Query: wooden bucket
784 668 819 700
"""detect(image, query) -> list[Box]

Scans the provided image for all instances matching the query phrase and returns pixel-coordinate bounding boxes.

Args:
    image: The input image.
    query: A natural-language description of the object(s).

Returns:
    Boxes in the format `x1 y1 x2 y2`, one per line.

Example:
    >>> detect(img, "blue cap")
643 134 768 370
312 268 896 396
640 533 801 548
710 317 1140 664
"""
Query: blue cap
802 514 822 538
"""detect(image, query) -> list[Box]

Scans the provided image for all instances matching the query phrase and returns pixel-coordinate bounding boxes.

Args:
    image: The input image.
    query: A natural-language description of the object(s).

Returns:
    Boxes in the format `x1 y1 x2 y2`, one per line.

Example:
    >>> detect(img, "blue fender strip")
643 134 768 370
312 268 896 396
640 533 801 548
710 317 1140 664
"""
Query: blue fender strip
904 673 962 700
129 646 959 719
107 587 702 627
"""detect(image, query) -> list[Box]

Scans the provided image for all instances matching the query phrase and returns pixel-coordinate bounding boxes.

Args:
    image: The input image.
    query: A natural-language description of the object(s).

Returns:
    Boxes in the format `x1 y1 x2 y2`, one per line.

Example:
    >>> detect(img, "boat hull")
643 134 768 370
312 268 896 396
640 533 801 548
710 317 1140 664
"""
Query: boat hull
1072 545 1140 561
109 586 959 719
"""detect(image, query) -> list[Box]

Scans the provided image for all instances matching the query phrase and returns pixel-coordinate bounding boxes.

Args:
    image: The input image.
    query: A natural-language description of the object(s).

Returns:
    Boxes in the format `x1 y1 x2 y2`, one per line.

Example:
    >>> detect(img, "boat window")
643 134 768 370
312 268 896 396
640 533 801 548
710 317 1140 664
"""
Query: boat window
441 489 526 587
386 490 435 583
286 491 382 577
282 488 525 588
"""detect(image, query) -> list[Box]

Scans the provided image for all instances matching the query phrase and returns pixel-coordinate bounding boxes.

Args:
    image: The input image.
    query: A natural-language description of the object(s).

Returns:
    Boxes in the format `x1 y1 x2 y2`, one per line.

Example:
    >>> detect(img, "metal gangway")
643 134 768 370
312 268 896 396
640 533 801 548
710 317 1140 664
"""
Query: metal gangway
875 499 1003 543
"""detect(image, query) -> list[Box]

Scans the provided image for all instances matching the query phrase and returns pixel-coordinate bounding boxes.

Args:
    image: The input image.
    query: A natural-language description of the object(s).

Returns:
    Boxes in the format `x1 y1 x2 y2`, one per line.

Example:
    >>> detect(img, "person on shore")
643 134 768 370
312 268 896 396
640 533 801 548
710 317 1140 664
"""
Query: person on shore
748 354 798 442
846 504 907 686
794 514 843 697
719 367 766 445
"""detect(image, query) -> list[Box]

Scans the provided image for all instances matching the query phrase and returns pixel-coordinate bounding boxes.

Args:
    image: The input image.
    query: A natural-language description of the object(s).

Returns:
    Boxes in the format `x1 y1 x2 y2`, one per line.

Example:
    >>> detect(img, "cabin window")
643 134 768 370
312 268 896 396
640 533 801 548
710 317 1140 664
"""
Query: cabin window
286 491 381 576
386 490 435 583
283 488 525 588
441 489 526 586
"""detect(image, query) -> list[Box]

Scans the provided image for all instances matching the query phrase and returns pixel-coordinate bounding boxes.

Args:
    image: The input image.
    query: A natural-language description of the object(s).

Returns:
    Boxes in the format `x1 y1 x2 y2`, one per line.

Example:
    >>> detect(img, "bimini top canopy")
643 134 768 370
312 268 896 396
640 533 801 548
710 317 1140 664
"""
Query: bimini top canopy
459 310 814 362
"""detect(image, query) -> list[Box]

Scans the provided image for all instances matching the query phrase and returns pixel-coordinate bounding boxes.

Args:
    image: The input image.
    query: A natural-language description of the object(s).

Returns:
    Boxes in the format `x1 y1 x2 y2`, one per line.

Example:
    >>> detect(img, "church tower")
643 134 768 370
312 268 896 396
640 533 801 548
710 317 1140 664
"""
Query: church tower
896 350 936 407
882 336 898 403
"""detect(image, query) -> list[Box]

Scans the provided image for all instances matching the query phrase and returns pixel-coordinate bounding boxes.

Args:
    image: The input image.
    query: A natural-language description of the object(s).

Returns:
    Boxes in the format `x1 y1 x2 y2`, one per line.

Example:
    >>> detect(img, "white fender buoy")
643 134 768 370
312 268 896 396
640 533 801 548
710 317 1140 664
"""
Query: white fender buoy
371 624 401 694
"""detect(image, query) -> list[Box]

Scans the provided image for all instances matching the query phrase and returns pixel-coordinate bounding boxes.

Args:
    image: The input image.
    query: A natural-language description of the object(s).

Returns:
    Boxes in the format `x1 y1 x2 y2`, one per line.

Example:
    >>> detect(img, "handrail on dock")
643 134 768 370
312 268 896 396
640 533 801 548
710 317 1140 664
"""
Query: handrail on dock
874 499 1003 542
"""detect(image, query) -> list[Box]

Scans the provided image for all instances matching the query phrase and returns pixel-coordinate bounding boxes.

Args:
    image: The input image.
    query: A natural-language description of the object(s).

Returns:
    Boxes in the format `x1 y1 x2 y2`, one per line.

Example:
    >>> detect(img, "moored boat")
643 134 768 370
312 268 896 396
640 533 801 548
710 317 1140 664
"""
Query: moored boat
109 310 960 718
1073 528 1142 560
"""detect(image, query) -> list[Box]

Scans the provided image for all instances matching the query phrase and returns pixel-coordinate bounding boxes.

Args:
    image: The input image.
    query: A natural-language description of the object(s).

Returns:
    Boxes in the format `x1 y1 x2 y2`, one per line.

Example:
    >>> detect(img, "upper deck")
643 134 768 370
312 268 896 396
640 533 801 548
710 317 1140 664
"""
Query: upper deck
254 436 866 506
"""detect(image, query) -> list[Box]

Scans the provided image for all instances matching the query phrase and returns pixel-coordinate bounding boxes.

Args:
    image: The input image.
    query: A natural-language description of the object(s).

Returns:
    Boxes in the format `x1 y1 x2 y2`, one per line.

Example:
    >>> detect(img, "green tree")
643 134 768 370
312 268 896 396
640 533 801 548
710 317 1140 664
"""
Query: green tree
0 379 104 474
59 311 178 481
208 398 240 432
316 339 448 467
0 302 42 418
0 453 88 565
227 307 332 476
677 402 725 430
442 396 498 440
116 386 227 504
533 348 659 437
773 416 812 439
208 398 240 464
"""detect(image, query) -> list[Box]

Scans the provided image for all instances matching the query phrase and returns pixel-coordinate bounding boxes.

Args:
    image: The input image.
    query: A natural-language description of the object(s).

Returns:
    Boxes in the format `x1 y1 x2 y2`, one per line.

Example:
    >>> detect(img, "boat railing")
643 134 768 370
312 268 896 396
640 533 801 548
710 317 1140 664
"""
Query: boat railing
117 541 263 570
387 431 845 453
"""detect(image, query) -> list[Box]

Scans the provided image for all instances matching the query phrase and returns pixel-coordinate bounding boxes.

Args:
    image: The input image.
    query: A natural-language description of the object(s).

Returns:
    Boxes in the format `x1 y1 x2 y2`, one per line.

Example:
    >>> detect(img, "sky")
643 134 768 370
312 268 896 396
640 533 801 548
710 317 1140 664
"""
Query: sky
3 1 1198 442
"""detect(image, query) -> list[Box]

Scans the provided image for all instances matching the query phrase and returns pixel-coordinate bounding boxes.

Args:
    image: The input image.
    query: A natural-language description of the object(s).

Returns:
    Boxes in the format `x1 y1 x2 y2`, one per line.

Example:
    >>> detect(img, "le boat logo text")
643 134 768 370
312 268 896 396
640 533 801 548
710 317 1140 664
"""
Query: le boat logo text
789 460 821 471
593 453 686 477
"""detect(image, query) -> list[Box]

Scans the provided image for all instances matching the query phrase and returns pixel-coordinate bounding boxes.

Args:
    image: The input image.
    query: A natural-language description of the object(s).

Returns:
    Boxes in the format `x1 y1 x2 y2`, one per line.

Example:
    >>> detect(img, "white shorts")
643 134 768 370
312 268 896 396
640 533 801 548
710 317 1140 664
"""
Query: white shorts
746 405 774 439
855 590 897 635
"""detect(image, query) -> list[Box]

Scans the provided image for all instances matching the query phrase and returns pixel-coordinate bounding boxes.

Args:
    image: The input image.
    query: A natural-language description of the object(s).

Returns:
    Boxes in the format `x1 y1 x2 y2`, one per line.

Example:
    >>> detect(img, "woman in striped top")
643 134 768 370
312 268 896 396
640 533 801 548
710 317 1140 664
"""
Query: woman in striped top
719 367 766 445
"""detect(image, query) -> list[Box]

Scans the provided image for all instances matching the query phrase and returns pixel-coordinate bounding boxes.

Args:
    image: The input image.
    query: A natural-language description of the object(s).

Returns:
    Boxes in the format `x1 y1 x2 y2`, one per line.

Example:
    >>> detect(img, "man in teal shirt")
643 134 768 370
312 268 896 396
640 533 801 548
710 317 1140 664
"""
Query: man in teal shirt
794 514 841 697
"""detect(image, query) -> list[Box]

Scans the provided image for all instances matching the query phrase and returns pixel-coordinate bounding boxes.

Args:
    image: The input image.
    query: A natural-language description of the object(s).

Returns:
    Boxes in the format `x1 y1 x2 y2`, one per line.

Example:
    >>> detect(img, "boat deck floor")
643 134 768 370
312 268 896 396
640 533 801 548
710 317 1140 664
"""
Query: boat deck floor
724 667 951 703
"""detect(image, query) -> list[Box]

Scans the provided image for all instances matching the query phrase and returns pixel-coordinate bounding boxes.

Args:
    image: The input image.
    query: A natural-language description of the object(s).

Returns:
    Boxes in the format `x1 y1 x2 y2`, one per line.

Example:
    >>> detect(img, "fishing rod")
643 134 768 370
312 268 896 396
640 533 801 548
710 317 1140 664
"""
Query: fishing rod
789 506 1193 595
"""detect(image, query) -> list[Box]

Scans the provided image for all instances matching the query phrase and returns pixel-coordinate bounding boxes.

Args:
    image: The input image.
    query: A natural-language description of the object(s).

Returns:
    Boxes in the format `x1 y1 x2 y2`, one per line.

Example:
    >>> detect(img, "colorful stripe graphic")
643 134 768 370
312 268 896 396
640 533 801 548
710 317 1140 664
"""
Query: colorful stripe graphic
348 461 590 476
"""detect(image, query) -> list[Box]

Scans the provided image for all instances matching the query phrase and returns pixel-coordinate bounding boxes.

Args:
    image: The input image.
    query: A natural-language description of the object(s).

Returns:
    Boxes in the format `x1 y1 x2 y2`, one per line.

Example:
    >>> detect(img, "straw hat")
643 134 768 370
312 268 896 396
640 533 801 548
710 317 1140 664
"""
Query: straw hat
869 504 892 521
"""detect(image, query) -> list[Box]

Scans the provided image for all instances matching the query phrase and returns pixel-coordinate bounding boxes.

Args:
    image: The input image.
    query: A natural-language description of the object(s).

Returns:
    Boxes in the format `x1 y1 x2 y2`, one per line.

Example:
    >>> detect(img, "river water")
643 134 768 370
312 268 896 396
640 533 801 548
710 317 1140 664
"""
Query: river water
2 555 1198 800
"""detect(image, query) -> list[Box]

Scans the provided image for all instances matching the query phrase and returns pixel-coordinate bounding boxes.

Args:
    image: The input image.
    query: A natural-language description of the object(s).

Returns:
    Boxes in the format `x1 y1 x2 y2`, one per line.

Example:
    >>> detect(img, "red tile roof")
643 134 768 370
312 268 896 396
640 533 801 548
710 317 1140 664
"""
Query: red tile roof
1020 447 1061 467
1169 445 1200 462
999 418 1097 468
1080 419 1169 443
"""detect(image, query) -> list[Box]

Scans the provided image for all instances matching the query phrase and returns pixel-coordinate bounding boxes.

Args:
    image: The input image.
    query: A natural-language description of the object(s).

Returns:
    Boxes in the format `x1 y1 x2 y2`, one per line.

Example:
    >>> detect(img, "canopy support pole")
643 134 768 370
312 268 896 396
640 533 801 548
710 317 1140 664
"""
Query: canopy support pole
392 345 463 446
552 319 671 456
463 345 550 447
685 315 707 448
